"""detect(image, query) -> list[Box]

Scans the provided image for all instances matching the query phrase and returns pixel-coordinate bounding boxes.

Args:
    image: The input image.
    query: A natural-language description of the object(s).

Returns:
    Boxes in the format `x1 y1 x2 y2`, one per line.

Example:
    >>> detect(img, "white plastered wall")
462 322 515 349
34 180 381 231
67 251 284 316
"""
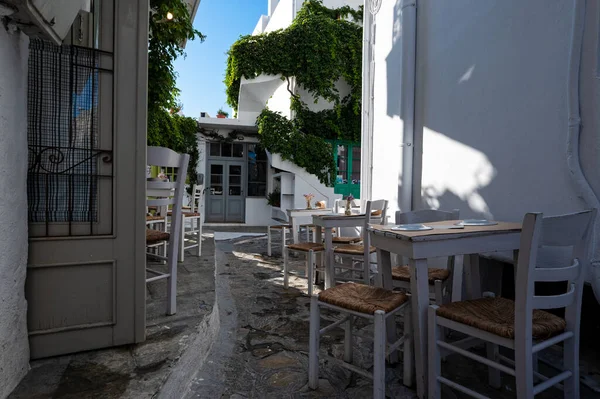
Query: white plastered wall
0 27 31 397
368 0 600 285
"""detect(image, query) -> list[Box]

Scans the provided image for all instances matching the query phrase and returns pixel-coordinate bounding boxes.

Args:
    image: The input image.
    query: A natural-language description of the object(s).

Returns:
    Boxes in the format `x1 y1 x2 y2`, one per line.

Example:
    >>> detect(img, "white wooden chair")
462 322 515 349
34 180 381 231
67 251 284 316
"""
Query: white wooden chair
392 209 461 305
428 209 596 398
146 146 189 315
308 282 413 398
169 183 203 261
283 242 325 296
267 223 293 257
331 200 388 286
146 212 168 261
331 198 363 244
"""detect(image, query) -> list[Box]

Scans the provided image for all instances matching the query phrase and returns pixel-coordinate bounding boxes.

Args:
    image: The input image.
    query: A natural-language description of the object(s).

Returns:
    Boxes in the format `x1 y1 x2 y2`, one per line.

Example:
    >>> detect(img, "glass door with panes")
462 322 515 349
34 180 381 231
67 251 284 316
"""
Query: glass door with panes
206 141 246 222
332 140 361 199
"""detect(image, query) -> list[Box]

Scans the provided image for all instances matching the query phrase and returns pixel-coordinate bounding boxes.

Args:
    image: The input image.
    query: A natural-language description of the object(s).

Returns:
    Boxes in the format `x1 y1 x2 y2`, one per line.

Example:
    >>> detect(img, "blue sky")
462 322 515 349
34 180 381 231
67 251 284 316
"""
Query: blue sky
174 0 267 119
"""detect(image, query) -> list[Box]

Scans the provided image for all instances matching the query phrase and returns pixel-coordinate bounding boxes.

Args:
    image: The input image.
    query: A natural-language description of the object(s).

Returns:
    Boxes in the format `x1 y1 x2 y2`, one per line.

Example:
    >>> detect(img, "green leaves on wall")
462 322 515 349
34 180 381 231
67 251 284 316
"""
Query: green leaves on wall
225 0 363 186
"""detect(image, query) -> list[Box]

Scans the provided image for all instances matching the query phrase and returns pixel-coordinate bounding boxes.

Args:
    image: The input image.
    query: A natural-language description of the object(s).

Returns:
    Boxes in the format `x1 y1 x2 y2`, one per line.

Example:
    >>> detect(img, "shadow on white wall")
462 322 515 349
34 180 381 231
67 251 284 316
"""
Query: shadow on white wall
420 127 496 219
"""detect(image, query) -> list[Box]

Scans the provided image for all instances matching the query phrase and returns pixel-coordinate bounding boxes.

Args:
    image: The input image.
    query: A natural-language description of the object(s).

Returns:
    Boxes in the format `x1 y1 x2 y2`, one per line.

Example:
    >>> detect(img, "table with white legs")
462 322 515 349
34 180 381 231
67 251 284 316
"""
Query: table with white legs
368 221 522 399
286 208 333 243
312 213 367 289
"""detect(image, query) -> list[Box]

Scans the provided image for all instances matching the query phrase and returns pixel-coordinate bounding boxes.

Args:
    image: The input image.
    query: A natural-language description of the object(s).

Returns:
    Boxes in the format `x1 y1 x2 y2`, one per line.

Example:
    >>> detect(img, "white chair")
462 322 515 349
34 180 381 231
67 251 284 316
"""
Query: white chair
146 213 168 261
428 209 596 398
170 183 203 261
331 198 363 244
330 200 388 286
146 146 189 315
267 223 293 257
308 282 413 398
392 209 461 305
283 242 325 296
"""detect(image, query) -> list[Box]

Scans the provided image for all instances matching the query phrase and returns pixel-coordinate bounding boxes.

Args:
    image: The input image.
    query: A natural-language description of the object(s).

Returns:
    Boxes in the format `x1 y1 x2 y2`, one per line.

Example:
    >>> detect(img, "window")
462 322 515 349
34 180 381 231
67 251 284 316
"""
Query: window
209 142 220 156
247 143 267 197
351 146 361 184
208 142 244 158
27 40 103 224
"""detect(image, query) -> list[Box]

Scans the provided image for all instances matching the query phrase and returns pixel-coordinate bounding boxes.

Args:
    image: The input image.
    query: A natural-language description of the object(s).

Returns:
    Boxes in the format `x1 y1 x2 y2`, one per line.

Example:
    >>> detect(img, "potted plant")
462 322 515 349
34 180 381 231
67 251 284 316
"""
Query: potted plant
216 108 229 118
266 189 281 208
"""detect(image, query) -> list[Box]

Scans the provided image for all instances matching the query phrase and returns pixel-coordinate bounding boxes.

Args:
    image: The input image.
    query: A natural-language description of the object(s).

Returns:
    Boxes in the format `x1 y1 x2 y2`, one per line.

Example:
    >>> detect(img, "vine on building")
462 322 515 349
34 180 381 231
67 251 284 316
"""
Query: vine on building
147 0 205 192
225 0 363 186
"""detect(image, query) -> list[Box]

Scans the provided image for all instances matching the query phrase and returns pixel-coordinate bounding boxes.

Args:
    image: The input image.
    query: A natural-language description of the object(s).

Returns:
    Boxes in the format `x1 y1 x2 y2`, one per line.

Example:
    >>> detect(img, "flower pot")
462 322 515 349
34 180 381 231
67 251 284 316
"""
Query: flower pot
217 114 226 119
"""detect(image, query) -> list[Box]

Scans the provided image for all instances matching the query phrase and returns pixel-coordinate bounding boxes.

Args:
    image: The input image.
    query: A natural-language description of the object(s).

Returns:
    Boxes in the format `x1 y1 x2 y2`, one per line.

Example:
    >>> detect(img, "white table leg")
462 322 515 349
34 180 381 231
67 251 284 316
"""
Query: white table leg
513 249 519 281
451 254 464 303
324 227 334 289
409 257 430 399
465 254 482 300
292 217 299 243
315 226 323 284
378 249 399 363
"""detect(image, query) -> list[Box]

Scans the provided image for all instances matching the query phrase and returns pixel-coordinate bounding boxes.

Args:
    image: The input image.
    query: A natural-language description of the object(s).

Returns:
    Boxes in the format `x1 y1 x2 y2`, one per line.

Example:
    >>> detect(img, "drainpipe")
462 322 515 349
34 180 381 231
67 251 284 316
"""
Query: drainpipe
567 0 600 300
400 0 417 212
360 0 373 201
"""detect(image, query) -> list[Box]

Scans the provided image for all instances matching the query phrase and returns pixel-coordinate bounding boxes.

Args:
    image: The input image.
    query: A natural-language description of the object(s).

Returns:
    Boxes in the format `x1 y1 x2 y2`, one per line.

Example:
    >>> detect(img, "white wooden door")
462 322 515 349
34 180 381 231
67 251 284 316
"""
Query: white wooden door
25 0 148 358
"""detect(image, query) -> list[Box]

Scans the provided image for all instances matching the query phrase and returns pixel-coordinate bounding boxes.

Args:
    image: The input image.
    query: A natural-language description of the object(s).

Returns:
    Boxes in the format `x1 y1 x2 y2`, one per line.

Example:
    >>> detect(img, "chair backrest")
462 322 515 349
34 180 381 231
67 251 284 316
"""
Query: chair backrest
190 184 204 213
396 208 460 224
147 146 190 250
334 198 359 213
367 199 388 227
515 209 596 338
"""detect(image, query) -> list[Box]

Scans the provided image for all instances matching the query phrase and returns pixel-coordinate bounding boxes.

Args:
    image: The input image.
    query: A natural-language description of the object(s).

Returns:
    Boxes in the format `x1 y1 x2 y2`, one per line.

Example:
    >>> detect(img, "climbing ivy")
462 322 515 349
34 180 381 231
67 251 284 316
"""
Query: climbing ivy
257 109 336 186
225 0 363 185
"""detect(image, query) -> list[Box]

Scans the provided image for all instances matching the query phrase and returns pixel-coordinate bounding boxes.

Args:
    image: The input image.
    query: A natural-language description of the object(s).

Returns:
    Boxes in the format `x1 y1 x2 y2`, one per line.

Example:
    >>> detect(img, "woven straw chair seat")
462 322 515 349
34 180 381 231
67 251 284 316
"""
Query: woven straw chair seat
392 265 450 284
436 297 566 340
332 236 362 244
146 215 165 222
166 211 200 217
146 229 170 244
319 282 408 314
287 242 325 252
270 224 292 229
333 244 376 255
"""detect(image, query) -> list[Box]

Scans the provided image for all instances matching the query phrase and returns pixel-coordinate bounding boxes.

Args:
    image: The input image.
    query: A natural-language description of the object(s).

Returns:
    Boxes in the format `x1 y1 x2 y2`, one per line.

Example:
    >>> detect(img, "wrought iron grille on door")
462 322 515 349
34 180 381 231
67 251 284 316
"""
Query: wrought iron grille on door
27 39 113 237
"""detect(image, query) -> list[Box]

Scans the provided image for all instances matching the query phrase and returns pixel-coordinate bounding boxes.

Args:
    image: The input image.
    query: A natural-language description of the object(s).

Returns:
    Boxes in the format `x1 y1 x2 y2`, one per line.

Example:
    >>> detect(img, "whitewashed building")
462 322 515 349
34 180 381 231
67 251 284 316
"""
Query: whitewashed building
361 0 600 301
199 0 363 225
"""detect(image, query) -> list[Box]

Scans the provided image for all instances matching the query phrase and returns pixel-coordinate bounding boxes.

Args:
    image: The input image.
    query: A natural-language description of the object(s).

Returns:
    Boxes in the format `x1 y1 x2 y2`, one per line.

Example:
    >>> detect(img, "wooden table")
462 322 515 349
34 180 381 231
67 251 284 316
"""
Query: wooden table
368 220 521 399
312 213 367 289
286 208 333 243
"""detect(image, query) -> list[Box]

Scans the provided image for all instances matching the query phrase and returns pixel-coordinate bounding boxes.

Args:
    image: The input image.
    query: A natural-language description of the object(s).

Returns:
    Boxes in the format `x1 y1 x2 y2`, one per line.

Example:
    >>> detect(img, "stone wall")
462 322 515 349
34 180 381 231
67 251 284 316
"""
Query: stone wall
0 26 30 397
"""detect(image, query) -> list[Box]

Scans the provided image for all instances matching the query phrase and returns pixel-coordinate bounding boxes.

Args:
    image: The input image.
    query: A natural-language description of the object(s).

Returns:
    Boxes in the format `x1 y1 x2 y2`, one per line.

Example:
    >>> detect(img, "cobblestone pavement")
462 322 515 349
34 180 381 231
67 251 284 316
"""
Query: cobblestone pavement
188 232 598 399
9 228 600 398
9 236 217 399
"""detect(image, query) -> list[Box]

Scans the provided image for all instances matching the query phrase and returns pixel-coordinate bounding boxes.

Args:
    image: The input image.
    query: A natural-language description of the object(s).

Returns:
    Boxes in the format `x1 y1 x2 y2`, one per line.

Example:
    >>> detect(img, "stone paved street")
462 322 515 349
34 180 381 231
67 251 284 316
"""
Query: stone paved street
9 229 600 398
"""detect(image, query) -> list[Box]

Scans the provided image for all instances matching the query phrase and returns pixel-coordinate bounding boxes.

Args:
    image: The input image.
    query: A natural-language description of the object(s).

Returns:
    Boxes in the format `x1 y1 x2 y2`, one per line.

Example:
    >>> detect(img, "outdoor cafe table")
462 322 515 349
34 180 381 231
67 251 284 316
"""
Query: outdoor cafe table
312 213 367 289
286 208 333 243
368 220 522 399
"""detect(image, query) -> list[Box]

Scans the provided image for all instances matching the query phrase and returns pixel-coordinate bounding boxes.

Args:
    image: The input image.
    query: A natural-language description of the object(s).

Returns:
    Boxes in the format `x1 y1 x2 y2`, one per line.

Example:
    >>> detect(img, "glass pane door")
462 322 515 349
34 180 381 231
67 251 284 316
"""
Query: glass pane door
210 164 223 195
336 144 348 184
228 164 243 196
